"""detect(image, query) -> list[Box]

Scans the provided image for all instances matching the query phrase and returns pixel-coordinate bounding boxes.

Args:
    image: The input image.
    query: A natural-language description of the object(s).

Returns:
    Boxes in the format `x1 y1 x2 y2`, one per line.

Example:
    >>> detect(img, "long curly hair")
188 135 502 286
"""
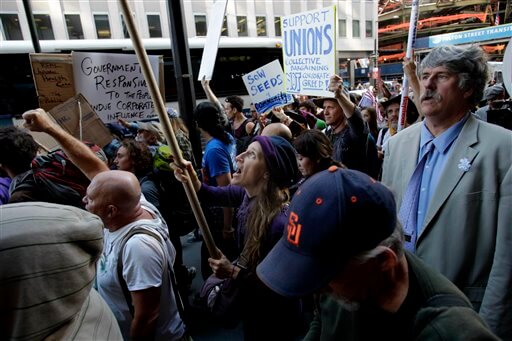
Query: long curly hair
120 139 152 177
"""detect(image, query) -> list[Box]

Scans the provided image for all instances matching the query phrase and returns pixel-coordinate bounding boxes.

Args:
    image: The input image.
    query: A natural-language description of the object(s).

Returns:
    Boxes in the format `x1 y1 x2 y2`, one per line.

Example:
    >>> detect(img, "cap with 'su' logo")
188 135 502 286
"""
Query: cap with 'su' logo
257 168 397 297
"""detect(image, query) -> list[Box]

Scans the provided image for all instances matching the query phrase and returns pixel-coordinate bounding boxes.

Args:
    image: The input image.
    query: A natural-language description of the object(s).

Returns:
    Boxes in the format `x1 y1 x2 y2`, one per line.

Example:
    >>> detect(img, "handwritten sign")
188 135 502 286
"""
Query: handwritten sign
49 93 113 148
282 6 336 97
197 0 228 81
30 54 75 111
242 60 293 113
72 52 160 123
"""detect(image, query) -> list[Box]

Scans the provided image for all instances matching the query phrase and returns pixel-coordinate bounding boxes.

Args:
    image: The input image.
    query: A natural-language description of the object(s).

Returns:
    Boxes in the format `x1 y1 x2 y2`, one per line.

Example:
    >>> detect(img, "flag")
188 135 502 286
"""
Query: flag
358 89 376 109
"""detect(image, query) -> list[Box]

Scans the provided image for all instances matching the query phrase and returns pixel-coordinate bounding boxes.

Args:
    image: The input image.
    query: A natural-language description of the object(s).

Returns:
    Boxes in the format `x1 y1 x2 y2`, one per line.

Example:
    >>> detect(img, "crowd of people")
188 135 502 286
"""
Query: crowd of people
0 44 511 340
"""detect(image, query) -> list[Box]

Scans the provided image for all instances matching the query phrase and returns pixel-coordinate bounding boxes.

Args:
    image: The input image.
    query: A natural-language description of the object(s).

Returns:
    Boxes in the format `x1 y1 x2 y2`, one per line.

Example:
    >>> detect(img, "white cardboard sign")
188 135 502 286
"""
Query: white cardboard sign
282 6 337 97
242 60 293 113
72 52 160 123
197 0 228 81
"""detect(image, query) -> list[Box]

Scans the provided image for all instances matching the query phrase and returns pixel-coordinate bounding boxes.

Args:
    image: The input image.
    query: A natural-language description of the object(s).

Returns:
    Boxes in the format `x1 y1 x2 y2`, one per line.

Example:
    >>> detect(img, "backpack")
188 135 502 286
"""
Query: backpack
153 144 174 172
117 227 188 327
151 144 198 237
11 142 103 208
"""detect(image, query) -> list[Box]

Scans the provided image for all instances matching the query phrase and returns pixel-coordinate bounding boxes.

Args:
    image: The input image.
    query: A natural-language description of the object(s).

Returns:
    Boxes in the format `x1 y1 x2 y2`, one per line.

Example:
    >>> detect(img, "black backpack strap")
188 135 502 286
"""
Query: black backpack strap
424 293 471 309
117 227 186 321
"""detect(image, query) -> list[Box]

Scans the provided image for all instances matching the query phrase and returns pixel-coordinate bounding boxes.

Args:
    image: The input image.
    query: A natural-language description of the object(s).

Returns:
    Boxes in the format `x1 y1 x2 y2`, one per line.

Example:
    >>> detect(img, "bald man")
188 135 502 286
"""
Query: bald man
261 122 293 141
23 109 187 340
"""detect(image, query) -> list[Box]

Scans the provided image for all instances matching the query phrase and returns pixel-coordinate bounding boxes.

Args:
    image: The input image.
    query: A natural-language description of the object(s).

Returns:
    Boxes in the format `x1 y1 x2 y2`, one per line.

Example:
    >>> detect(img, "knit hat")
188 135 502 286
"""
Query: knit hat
252 135 299 189
166 107 179 118
0 202 122 339
137 121 165 142
257 167 397 297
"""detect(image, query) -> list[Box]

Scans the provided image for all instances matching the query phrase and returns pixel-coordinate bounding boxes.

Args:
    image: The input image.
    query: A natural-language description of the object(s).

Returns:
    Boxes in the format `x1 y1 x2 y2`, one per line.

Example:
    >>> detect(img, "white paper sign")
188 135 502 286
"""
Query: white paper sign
282 6 336 97
502 38 512 97
242 60 293 113
72 52 159 123
197 0 228 81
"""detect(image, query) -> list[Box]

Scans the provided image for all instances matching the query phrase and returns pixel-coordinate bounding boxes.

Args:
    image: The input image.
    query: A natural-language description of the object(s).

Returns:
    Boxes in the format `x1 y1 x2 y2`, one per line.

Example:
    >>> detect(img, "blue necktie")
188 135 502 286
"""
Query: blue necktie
398 142 434 252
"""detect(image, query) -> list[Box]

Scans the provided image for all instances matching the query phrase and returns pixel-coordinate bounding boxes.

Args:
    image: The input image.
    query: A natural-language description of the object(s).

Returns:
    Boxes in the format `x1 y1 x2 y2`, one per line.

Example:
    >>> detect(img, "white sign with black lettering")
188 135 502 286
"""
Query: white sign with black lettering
242 60 293 113
72 52 159 123
282 6 337 97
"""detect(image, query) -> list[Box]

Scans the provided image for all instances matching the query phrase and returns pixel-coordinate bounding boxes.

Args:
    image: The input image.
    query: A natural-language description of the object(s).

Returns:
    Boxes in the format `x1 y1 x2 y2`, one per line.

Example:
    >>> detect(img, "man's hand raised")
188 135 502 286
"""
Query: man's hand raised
22 108 57 133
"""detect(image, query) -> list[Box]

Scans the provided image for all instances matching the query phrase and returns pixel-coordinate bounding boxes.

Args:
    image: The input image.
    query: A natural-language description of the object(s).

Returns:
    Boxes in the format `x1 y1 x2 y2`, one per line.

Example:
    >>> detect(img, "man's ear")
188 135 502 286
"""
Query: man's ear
463 88 474 99
107 205 118 219
373 246 398 272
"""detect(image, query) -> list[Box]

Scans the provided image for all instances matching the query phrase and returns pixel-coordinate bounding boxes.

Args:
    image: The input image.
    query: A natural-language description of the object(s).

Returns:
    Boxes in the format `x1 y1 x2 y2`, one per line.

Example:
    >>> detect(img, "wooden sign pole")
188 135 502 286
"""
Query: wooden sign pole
119 0 220 259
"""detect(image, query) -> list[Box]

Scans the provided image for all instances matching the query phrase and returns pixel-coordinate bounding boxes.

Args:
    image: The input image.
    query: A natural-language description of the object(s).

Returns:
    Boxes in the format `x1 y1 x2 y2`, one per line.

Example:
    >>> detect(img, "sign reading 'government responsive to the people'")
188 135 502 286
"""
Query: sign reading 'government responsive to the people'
242 60 294 113
282 6 336 97
72 52 160 123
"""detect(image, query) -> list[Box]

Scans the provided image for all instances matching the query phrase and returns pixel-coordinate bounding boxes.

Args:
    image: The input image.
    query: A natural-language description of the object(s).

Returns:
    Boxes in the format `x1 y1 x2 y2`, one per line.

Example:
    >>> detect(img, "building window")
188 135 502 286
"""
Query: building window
0 13 23 40
94 14 111 39
120 14 130 38
256 16 267 36
365 20 373 38
34 14 55 40
221 16 228 36
194 15 207 36
352 19 360 38
338 19 347 37
274 17 281 36
65 14 84 39
237 16 247 37
147 14 162 38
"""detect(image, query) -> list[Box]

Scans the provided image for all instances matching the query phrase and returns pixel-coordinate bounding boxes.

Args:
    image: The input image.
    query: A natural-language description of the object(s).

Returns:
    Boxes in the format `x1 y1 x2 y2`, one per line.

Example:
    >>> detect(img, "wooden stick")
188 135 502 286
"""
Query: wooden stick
119 0 220 259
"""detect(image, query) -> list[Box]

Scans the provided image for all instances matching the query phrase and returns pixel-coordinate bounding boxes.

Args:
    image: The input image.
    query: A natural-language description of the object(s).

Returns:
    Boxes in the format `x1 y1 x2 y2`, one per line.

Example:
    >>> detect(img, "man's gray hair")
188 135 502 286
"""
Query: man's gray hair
419 45 489 108
352 221 405 264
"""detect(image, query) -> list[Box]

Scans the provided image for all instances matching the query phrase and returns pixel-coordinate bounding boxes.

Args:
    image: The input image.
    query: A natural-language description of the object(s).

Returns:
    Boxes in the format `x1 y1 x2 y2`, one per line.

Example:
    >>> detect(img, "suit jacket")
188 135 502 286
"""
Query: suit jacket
382 115 512 339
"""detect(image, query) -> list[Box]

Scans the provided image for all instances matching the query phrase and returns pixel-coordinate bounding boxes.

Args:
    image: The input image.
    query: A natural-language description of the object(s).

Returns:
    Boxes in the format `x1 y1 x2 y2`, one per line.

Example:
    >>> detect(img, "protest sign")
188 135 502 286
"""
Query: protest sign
242 60 293 113
282 6 336 97
72 52 160 123
30 54 75 111
197 0 228 81
48 93 113 148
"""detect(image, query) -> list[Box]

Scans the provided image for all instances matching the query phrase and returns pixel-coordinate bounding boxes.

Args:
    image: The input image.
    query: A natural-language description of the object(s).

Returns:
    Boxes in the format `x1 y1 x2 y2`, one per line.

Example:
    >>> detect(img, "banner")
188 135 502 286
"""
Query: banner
282 6 336 97
242 60 293 113
197 0 228 81
72 52 160 123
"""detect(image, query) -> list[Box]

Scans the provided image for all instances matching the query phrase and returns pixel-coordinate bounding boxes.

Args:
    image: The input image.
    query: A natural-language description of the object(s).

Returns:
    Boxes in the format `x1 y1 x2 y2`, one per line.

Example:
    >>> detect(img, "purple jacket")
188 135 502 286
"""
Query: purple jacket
197 183 302 340
198 183 288 255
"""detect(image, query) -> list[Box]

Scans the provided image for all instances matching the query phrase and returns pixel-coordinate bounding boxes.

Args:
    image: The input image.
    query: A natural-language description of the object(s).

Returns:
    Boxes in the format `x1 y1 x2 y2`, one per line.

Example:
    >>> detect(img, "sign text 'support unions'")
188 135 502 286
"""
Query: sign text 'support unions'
281 6 336 96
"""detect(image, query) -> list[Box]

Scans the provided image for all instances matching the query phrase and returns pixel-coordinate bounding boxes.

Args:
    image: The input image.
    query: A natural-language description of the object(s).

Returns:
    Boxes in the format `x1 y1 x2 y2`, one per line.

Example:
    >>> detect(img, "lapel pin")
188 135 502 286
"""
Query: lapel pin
458 158 471 172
